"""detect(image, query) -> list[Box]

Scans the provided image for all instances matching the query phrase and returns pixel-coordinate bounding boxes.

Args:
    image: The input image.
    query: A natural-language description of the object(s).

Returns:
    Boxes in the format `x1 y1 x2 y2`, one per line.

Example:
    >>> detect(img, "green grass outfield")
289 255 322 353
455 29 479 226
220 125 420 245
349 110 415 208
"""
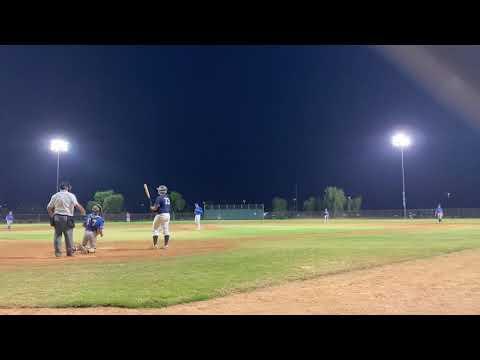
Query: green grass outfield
0 219 479 308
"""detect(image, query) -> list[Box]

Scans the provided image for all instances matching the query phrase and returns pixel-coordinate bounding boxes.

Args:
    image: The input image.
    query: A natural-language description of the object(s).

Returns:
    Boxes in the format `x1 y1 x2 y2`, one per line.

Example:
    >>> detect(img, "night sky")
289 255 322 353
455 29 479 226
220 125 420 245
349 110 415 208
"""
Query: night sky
1 45 479 212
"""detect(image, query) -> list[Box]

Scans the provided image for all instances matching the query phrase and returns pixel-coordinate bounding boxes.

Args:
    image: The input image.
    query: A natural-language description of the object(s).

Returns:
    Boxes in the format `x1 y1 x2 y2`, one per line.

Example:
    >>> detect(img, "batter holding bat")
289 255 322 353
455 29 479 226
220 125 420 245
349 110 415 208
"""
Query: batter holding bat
144 184 171 249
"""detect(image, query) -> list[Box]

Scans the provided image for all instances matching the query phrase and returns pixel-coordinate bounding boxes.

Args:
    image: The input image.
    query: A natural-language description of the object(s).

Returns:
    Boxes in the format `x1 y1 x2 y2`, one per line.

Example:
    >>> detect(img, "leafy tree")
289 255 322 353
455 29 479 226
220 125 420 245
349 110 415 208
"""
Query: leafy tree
303 196 317 211
272 197 288 212
351 196 363 211
103 194 124 213
93 190 114 208
322 186 347 216
88 190 124 213
346 196 353 212
170 191 186 213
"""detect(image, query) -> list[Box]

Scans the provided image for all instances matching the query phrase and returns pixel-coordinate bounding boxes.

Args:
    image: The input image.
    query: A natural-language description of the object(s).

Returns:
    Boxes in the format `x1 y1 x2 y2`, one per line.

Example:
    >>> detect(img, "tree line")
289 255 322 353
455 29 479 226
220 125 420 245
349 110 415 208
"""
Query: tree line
86 189 188 214
272 186 362 215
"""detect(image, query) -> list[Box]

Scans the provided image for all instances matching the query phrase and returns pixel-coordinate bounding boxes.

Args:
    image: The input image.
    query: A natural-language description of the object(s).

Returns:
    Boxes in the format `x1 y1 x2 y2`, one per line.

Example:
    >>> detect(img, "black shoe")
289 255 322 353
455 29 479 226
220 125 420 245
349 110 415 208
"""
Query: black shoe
66 252 74 257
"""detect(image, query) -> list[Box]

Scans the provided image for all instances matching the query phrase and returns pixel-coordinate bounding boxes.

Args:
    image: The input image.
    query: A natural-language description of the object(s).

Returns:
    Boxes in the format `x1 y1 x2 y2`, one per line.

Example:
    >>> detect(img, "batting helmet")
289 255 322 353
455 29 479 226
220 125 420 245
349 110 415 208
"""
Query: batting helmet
157 185 168 195
92 204 102 213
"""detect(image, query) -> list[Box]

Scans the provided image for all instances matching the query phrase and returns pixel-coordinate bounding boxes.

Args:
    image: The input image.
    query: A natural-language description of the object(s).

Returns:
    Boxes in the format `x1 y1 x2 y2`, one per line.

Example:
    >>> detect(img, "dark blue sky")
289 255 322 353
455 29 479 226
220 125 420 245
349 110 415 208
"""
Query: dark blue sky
1 45 478 211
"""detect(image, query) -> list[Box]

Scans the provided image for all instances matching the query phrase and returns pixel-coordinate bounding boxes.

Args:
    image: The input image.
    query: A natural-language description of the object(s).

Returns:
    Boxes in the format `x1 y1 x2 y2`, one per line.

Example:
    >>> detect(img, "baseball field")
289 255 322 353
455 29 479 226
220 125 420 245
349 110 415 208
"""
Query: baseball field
1 219 480 314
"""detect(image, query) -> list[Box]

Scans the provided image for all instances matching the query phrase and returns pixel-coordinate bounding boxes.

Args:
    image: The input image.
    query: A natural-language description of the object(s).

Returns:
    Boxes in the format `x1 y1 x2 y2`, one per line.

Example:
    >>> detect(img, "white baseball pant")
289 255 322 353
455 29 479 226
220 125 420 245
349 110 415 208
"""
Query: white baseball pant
82 230 97 249
152 213 170 236
195 214 201 229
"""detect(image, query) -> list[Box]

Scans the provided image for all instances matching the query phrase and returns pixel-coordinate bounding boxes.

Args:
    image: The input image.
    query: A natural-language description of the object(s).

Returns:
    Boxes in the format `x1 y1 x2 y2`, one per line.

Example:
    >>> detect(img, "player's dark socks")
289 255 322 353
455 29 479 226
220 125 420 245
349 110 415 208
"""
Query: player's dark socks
153 235 158 246
164 235 170 247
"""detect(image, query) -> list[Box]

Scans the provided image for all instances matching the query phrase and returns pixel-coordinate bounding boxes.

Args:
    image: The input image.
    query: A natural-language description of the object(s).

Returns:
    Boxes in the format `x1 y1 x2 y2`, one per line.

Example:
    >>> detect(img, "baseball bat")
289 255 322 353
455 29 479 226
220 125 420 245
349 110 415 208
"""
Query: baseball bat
143 184 153 207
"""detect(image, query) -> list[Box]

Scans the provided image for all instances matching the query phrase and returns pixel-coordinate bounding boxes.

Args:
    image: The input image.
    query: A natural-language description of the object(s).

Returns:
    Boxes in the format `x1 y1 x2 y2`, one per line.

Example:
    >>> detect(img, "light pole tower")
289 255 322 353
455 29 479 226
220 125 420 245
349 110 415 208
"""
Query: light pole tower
50 139 69 192
392 133 411 219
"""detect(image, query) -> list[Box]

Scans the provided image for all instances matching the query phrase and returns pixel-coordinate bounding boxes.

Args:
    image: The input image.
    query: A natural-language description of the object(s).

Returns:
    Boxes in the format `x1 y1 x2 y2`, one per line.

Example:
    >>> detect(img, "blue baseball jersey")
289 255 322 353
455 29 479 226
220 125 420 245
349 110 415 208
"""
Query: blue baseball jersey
436 206 443 215
194 206 203 215
5 214 13 222
84 213 105 232
324 209 329 216
153 195 171 214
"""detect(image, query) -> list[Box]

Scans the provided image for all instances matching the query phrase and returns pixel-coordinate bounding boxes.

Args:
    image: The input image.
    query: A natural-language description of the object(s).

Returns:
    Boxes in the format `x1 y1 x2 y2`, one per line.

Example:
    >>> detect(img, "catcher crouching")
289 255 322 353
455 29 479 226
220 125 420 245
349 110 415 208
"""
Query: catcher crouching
77 204 105 254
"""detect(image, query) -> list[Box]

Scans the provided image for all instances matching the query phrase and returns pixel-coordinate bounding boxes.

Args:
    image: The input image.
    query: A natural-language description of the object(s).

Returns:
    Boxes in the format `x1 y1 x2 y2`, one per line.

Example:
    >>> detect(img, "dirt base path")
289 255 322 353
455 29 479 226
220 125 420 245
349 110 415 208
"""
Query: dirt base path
2 249 480 315
0 238 234 269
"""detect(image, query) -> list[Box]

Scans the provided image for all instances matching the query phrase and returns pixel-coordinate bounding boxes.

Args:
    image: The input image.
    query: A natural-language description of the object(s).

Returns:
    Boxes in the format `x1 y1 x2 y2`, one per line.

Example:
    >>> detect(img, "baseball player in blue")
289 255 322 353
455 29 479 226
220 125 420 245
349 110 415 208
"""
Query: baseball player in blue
194 203 204 230
77 204 105 254
5 211 14 230
150 185 171 249
435 204 444 223
324 208 329 223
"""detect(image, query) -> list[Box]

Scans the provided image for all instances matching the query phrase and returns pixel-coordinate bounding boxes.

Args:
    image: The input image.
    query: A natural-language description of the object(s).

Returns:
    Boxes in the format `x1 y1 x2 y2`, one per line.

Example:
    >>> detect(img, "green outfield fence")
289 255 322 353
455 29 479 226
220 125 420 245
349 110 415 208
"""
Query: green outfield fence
4 208 480 223
4 212 195 224
204 204 264 220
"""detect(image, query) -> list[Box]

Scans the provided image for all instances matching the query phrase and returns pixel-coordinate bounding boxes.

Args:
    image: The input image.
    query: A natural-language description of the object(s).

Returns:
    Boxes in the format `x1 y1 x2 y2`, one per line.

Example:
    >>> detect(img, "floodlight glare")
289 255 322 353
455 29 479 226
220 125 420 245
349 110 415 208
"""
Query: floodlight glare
50 139 69 153
50 139 69 192
391 133 411 148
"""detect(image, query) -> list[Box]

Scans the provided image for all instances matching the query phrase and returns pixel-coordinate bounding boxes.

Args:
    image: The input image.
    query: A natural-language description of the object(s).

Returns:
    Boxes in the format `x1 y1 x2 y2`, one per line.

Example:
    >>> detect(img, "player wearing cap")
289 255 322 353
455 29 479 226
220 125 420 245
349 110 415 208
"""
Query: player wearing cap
5 211 14 230
435 204 444 223
150 185 171 249
194 203 203 230
324 208 330 223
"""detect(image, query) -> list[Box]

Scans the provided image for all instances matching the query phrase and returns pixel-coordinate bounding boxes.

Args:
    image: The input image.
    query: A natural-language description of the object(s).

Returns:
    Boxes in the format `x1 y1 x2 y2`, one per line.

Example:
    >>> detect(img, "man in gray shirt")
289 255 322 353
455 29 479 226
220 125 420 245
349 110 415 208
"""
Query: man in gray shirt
47 181 86 257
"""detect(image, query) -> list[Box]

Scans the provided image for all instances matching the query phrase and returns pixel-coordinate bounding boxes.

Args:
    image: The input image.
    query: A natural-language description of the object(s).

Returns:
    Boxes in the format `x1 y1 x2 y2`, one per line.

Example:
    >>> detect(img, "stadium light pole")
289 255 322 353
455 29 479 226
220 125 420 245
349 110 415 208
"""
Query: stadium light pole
391 133 411 219
50 139 69 192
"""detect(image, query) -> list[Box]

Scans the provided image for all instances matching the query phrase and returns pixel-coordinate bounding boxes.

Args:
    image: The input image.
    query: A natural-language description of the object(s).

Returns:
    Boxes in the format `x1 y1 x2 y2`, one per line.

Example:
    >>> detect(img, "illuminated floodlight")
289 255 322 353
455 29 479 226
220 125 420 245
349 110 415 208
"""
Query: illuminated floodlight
50 138 69 192
50 139 69 153
391 133 411 148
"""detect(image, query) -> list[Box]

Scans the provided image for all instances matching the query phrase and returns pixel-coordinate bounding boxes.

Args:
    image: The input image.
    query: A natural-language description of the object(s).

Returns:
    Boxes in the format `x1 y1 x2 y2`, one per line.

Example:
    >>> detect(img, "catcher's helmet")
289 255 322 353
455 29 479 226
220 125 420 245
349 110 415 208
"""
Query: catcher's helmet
92 204 102 213
157 185 168 195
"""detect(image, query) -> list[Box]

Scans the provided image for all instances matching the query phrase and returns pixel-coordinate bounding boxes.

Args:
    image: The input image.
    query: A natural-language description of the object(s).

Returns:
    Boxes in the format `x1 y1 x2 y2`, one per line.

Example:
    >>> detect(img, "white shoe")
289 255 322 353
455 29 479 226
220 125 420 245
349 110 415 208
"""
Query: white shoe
153 244 159 249
163 244 169 249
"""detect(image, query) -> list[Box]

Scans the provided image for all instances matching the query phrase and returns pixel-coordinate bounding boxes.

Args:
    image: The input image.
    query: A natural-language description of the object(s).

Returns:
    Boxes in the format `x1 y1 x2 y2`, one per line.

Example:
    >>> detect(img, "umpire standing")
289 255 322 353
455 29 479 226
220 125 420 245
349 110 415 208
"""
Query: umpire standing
47 181 86 257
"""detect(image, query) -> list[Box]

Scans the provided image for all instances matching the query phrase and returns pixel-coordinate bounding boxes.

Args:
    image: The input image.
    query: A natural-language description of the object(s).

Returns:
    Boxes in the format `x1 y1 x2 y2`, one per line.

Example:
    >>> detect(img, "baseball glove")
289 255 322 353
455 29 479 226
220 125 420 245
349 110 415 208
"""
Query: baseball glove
49 216 55 227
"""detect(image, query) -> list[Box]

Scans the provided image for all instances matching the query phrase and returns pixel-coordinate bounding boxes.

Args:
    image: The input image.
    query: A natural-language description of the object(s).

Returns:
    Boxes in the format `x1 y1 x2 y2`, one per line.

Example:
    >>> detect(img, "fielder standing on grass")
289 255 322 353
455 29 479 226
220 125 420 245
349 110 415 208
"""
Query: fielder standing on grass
150 185 171 249
47 181 86 257
435 203 444 223
324 208 330 223
5 211 14 230
194 203 203 230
